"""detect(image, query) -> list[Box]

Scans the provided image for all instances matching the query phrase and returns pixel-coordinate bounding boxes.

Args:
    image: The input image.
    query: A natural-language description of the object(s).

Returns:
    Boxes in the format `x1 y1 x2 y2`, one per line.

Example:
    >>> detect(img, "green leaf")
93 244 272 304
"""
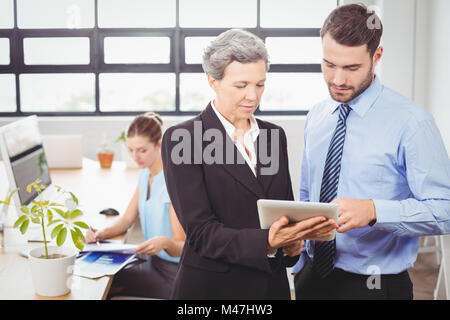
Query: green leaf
13 215 28 229
49 203 64 207
53 208 66 219
31 217 40 224
20 206 29 214
71 229 84 251
48 219 63 226
20 219 30 234
51 224 64 239
115 131 126 144
56 227 67 246
64 211 71 219
31 205 38 214
73 227 86 243
46 208 53 221
70 209 82 220
2 188 19 205
73 221 89 229
69 192 79 205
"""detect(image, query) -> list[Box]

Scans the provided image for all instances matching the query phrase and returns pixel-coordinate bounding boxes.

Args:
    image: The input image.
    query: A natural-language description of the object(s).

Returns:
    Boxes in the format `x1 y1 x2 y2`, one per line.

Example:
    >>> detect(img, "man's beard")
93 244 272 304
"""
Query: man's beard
327 67 374 103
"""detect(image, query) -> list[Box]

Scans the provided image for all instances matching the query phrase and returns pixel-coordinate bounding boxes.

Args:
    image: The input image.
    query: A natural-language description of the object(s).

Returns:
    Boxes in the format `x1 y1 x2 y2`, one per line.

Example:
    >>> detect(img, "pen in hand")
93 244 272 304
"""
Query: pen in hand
90 226 101 247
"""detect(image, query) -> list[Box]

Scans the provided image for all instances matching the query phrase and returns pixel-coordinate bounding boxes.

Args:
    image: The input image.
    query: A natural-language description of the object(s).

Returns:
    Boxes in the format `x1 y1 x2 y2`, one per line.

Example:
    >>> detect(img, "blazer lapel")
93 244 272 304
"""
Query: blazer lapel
200 104 265 199
255 119 275 195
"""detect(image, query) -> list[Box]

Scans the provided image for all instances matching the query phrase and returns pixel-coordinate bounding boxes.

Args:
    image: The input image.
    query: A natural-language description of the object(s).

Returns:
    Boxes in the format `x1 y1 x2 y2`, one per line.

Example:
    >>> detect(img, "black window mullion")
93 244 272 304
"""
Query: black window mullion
13 0 20 114
174 0 180 113
93 0 100 114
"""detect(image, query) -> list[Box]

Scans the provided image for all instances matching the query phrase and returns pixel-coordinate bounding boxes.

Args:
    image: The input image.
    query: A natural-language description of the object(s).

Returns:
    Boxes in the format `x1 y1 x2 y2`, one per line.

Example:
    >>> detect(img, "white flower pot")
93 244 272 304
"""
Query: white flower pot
28 246 77 297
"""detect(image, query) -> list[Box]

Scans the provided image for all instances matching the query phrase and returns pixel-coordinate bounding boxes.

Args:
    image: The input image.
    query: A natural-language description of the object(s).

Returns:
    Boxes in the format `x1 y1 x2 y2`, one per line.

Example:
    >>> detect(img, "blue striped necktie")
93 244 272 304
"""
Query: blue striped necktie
312 103 352 279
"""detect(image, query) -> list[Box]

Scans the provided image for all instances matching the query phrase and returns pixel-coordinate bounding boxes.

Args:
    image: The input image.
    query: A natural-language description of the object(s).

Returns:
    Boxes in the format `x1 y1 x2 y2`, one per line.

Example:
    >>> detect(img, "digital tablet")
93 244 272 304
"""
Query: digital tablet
257 199 339 241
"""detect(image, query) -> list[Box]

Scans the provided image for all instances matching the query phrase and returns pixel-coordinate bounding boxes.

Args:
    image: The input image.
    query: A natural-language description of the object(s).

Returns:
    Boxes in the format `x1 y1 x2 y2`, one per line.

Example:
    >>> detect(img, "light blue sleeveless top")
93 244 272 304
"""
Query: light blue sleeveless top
138 168 180 263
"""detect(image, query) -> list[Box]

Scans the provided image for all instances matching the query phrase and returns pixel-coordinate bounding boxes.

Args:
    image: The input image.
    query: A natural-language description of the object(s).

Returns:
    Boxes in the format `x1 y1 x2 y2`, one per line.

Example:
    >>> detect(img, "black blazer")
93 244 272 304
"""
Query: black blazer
162 104 297 300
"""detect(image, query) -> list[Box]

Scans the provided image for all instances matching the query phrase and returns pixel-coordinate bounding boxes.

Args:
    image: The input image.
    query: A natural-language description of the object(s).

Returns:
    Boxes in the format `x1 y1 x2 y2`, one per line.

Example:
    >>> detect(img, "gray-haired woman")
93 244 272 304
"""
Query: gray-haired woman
161 29 336 300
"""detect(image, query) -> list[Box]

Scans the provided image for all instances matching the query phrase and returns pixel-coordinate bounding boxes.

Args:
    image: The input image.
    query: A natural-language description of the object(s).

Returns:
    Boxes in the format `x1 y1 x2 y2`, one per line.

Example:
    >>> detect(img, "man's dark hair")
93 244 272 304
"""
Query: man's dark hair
321 3 383 57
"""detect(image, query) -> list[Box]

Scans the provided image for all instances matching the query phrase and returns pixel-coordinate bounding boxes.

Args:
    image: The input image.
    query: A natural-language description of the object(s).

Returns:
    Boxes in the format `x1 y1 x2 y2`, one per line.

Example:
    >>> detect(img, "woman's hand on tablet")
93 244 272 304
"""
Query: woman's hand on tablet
267 216 337 252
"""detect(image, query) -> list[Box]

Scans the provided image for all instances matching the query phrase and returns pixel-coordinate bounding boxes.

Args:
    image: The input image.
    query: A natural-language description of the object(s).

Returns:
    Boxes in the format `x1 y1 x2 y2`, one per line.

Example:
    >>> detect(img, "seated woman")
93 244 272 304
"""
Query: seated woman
86 112 185 299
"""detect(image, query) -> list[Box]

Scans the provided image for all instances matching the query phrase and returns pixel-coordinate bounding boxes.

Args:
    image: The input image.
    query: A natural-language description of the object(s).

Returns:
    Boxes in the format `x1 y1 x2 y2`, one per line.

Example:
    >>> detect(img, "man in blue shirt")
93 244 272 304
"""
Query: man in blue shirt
293 4 450 300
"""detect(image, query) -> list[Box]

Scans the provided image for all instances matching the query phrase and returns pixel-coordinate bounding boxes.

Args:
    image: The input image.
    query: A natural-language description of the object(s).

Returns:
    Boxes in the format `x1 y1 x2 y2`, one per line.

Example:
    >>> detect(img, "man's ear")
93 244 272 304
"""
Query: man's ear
372 46 383 68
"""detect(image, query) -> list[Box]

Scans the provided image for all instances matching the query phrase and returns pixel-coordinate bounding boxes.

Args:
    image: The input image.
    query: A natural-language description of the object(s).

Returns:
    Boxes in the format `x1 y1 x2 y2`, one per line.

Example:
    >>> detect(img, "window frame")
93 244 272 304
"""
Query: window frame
0 0 338 117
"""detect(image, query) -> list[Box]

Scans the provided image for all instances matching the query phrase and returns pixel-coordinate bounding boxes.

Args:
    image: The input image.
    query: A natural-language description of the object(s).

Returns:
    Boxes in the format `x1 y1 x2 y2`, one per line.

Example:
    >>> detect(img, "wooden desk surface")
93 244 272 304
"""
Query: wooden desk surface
0 158 140 300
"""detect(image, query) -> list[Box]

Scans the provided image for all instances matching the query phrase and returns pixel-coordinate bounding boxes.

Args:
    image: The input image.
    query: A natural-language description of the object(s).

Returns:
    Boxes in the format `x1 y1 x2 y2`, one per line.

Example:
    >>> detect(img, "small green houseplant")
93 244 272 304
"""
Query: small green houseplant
0 179 89 258
115 130 126 144
97 134 115 169
0 179 90 296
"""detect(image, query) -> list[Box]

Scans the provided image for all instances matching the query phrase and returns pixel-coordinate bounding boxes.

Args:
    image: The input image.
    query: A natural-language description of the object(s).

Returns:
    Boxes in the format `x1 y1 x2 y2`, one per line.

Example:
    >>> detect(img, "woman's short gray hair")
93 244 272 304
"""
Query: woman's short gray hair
202 29 270 80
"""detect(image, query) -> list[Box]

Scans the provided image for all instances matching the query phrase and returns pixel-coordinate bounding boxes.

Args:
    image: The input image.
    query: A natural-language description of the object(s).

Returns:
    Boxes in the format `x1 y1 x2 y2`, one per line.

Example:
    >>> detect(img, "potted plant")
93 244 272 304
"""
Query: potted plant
0 179 89 297
97 141 115 169
115 130 137 168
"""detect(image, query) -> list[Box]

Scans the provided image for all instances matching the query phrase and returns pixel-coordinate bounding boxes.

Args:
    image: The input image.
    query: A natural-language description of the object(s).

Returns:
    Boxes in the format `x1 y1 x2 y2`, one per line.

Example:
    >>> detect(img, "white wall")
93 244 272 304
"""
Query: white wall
425 0 450 153
380 0 416 99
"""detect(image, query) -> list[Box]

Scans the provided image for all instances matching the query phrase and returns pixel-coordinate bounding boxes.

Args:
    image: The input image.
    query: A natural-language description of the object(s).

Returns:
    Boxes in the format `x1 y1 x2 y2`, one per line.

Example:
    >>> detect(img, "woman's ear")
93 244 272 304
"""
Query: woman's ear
207 74 218 92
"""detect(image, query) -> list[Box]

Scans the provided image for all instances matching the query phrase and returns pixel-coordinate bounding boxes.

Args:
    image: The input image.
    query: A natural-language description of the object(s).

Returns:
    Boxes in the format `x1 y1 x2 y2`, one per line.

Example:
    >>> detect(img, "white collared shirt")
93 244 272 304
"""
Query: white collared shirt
211 101 260 177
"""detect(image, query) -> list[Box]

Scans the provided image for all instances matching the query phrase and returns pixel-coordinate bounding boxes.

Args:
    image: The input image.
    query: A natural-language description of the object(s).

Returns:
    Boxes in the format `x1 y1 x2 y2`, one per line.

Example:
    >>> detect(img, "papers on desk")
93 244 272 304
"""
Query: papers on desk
80 241 137 254
74 241 139 279
74 251 138 279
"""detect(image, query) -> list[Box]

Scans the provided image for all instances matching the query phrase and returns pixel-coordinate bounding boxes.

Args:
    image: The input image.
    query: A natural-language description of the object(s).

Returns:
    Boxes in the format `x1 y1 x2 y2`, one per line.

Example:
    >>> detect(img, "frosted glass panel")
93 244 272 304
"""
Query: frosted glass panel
0 0 14 28
20 74 95 112
0 38 10 64
104 37 170 64
24 38 90 65
261 73 328 111
185 37 215 64
98 0 175 28
17 0 94 29
261 0 337 28
266 37 322 64
0 74 16 112
180 0 256 28
100 73 175 111
180 73 213 111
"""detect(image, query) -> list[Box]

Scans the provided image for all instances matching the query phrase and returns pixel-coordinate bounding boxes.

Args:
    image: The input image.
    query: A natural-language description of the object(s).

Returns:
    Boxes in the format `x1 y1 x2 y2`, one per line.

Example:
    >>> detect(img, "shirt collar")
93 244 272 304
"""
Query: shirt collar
330 75 383 118
210 100 260 142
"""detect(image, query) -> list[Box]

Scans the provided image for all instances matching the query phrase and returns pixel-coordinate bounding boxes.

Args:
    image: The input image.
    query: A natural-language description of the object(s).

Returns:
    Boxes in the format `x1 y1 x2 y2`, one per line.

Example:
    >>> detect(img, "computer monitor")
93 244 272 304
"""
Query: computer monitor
0 116 52 217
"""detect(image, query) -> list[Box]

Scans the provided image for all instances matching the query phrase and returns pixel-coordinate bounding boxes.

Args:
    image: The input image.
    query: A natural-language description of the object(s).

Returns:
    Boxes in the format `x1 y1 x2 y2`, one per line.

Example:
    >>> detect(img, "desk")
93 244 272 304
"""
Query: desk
0 158 140 300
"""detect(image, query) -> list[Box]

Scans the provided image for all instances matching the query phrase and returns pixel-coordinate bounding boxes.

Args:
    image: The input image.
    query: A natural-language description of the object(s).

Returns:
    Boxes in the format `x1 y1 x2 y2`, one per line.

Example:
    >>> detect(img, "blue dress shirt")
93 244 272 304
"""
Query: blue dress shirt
292 76 450 275
138 168 180 263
